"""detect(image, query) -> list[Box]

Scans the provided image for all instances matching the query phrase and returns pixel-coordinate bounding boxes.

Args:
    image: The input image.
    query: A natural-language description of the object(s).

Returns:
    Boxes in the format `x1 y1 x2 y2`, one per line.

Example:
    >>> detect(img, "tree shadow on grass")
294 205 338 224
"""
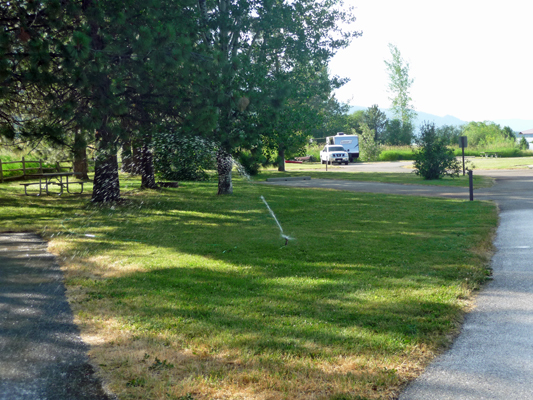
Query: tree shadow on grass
1 183 496 398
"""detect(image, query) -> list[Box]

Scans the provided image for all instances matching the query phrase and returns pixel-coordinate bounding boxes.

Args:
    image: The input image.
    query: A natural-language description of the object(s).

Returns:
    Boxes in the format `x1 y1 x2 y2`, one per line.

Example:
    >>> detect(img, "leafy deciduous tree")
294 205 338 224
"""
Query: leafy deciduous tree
384 44 416 143
196 0 358 193
462 121 516 147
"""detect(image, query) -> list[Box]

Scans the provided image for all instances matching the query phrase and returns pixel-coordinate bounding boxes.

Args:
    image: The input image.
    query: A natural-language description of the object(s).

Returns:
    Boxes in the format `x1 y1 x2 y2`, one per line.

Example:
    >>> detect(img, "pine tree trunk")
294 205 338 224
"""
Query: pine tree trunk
92 129 120 203
277 148 286 172
141 142 158 189
131 142 143 175
73 130 89 180
85 0 120 203
121 139 133 173
217 148 233 195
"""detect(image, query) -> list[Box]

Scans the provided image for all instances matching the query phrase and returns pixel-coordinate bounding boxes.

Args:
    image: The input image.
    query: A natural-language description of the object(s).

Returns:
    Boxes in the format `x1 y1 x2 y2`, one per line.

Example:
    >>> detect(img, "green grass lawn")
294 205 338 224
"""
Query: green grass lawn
467 156 533 170
257 166 492 189
0 176 497 400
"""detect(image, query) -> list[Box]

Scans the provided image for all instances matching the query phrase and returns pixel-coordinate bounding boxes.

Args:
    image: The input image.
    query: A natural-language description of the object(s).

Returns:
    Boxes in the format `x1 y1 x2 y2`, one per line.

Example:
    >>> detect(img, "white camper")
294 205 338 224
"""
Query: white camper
326 132 359 162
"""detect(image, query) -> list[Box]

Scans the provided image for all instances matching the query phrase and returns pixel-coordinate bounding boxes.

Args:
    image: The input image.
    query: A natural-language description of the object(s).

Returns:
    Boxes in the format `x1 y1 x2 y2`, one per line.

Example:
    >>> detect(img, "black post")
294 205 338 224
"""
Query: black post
459 136 467 176
462 146 465 176
468 170 473 201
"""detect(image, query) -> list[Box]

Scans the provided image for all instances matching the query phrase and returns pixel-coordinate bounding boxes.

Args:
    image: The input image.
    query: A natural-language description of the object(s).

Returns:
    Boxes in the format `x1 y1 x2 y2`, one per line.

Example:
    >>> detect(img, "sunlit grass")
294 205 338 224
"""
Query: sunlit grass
257 166 492 188
0 175 497 399
466 156 533 170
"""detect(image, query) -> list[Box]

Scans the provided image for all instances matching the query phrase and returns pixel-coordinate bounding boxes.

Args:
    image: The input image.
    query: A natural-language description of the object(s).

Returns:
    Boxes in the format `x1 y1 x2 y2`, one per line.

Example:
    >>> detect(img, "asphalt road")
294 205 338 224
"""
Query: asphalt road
0 233 113 400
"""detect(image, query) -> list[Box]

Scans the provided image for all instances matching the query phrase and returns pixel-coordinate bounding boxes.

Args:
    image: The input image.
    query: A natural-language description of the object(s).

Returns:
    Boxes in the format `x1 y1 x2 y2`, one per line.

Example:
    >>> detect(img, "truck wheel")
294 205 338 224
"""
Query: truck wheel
345 162 349 165
321 159 325 164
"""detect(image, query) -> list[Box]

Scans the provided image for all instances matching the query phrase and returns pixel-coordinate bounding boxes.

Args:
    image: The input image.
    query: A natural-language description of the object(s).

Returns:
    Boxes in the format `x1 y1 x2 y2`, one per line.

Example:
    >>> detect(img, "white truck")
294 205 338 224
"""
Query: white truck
326 132 359 162
320 145 349 165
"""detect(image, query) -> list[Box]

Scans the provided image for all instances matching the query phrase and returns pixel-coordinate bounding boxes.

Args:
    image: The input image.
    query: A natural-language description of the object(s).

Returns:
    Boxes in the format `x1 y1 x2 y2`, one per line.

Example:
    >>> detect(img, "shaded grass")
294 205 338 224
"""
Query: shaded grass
0 176 497 399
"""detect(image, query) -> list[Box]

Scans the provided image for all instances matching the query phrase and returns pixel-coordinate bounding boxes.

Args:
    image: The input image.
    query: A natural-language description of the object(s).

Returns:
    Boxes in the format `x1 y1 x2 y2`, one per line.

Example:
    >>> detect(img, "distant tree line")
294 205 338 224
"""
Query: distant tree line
318 105 520 149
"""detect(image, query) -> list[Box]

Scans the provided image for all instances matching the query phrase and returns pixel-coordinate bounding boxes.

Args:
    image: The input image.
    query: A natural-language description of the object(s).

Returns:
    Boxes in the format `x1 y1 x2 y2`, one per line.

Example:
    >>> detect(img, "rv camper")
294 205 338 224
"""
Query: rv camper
326 132 359 162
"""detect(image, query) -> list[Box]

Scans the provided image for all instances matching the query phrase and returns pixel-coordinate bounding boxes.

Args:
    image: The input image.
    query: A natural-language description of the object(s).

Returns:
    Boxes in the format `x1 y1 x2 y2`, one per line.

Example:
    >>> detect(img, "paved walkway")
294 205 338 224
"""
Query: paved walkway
0 233 112 400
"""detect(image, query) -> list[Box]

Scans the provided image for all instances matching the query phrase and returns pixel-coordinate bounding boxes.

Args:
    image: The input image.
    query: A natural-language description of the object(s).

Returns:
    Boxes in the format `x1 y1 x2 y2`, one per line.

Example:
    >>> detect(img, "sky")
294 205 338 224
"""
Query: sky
329 0 533 122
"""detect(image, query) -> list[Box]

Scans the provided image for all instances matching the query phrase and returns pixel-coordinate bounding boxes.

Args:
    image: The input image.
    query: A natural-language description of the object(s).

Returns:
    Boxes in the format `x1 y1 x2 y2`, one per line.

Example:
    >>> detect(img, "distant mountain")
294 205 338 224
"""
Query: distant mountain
347 106 533 133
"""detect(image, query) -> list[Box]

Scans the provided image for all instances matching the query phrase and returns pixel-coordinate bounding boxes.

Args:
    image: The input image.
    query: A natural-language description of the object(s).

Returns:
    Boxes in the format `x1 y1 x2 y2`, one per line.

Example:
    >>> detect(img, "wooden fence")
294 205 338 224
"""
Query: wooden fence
0 157 73 183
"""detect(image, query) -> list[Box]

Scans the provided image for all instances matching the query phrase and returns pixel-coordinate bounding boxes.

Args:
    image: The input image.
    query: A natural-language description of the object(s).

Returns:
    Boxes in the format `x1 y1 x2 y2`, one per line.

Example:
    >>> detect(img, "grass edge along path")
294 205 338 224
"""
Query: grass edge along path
0 176 498 400
256 168 493 189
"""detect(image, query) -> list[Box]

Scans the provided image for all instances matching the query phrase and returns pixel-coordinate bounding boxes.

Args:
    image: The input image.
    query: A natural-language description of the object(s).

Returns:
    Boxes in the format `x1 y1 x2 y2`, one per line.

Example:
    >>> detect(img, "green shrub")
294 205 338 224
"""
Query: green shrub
414 122 460 180
153 133 216 181
359 123 382 161
236 149 268 176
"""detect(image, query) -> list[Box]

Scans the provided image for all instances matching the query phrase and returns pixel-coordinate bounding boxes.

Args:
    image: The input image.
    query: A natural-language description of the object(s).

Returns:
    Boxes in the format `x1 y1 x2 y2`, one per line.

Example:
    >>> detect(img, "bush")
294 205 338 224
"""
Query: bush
519 137 530 150
236 149 268 176
359 123 382 161
153 133 216 181
414 122 460 180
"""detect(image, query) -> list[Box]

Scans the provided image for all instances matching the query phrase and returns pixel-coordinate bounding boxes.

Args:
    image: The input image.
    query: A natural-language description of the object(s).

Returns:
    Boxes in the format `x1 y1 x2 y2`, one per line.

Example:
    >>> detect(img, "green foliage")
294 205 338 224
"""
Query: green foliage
414 122 461 180
236 149 267 176
384 44 416 126
359 123 382 161
462 121 517 147
436 125 463 146
382 119 414 146
152 134 216 182
379 148 416 161
148 357 174 371
362 104 388 142
519 136 530 150
197 0 359 191
1 0 359 199
304 143 323 161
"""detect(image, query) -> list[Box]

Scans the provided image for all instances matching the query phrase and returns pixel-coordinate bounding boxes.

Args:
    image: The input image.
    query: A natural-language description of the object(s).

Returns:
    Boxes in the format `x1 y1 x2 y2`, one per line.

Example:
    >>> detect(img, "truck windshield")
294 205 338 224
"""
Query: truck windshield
329 146 345 152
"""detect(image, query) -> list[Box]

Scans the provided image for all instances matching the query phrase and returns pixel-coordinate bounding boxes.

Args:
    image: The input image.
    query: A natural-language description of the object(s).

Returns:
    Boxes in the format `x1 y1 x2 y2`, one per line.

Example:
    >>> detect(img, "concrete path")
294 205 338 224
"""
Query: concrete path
0 233 112 400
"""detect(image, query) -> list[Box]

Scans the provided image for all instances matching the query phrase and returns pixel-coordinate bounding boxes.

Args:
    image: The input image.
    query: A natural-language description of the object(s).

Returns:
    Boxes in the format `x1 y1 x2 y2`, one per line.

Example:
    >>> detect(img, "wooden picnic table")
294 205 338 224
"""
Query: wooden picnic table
21 172 84 196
